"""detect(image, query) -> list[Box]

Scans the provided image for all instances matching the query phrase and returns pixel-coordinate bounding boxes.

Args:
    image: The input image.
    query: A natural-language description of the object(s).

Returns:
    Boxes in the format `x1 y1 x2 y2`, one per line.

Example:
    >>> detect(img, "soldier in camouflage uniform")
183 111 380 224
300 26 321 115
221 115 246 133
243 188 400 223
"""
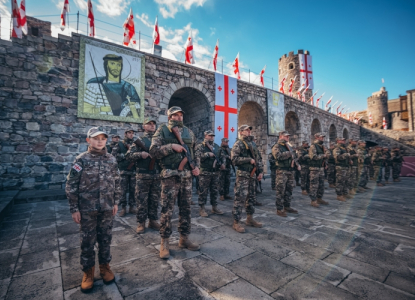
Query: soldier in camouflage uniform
372 145 386 186
382 146 392 183
273 131 300 217
347 139 359 196
391 146 403 182
106 134 120 154
218 138 233 200
268 149 277 190
308 133 329 207
333 137 350 202
327 142 336 188
231 125 264 233
125 118 161 234
112 129 137 216
296 141 310 195
149 106 200 259
65 127 121 293
195 130 225 217
357 140 371 191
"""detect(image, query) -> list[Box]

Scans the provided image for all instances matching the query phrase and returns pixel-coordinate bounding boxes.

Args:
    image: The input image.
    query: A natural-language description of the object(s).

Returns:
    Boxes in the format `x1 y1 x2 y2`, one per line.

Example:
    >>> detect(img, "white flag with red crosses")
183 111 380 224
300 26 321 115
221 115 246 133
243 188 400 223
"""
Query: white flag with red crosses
299 53 314 90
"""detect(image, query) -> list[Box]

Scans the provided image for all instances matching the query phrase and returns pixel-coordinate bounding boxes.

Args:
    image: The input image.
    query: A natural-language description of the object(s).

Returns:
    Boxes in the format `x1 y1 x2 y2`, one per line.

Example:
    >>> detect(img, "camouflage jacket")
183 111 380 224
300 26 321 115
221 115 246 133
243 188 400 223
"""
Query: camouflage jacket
296 146 310 166
106 141 118 155
391 150 404 163
333 144 350 167
195 139 225 174
309 140 327 169
112 137 135 175
218 145 233 170
65 147 121 214
357 146 371 165
371 150 385 166
382 150 392 166
271 140 294 170
326 148 335 164
231 136 263 178
268 152 277 170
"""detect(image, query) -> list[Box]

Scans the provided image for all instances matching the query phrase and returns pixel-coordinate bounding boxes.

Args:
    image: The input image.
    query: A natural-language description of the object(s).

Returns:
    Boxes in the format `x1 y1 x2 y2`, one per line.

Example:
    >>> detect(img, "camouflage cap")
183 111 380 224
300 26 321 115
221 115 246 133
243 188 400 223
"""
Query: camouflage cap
238 124 252 131
302 140 309 144
124 128 135 134
167 106 184 116
314 132 325 138
336 137 345 142
279 130 291 136
221 138 229 142
143 118 157 125
87 127 108 138
204 130 215 136
112 134 120 138
330 142 336 146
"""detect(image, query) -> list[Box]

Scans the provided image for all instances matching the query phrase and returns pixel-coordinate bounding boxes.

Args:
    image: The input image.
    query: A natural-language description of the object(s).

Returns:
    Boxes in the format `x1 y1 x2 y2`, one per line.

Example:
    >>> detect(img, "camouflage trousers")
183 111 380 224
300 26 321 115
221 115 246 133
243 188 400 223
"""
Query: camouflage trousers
392 162 401 179
358 165 369 187
369 164 375 178
233 176 255 221
327 163 336 184
119 174 136 208
270 168 277 189
80 210 113 271
309 167 324 201
348 166 359 190
294 169 300 184
159 175 192 238
198 172 219 207
300 166 310 192
275 169 294 210
335 166 349 196
135 174 161 224
219 170 231 196
373 165 383 183
383 165 391 181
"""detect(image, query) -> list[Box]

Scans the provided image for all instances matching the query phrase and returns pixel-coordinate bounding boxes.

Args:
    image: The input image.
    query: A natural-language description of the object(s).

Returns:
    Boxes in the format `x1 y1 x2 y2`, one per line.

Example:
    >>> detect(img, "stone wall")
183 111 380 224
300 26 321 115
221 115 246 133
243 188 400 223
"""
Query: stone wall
367 87 388 127
360 127 415 155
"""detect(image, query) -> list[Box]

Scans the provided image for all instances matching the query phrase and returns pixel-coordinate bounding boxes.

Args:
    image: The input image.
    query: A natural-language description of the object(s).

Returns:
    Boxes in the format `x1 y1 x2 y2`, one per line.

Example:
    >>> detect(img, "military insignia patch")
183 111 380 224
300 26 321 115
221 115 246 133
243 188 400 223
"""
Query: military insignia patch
73 164 82 172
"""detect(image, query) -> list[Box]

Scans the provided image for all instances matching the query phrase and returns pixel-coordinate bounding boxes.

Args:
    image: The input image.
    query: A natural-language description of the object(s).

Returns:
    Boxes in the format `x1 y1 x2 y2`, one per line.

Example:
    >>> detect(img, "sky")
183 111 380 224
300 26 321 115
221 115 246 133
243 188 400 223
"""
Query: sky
1 0 414 112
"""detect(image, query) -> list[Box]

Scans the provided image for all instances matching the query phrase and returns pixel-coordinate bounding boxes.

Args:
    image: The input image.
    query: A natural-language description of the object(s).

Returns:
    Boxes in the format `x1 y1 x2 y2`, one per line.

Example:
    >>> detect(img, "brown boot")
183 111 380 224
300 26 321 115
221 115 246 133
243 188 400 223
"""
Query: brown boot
148 219 160 230
285 207 299 214
329 184 336 188
160 238 170 259
211 206 224 215
393 179 399 182
99 263 115 284
81 266 95 293
224 195 233 200
345 194 353 199
357 187 366 193
232 220 245 233
317 198 328 205
199 205 208 217
178 235 200 251
136 222 145 234
220 195 225 201
246 214 263 227
276 209 287 217
118 207 126 217
349 189 356 195
301 190 308 195
310 200 319 208
129 206 137 214
337 195 346 202
376 183 384 187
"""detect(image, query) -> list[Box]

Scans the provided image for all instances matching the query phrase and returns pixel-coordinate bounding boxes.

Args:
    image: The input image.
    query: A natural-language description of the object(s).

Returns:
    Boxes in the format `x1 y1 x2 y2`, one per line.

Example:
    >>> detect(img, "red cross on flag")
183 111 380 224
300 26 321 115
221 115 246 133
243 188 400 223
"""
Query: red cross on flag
20 0 27 35
212 39 219 71
279 73 288 94
259 65 266 87
215 73 238 148
383 117 387 129
60 0 70 31
123 8 136 47
299 53 314 90
11 0 22 38
87 0 95 37
288 75 296 97
232 52 240 79
184 33 195 64
153 16 160 45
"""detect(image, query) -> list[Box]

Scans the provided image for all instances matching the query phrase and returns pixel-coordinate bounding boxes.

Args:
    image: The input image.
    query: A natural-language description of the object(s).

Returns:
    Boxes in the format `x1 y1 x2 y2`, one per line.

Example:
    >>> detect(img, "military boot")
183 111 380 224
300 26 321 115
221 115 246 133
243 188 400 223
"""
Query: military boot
148 219 161 230
136 222 145 234
220 195 225 201
118 207 127 217
285 207 299 214
310 200 319 208
376 183 384 187
301 190 308 195
317 198 328 205
159 238 170 259
99 263 115 284
329 184 336 188
224 195 233 200
393 179 399 182
129 206 138 214
276 210 287 217
81 266 95 293
232 220 245 233
199 205 208 217
211 206 224 215
337 195 346 202
357 187 366 193
178 235 200 251
345 194 353 199
246 214 263 227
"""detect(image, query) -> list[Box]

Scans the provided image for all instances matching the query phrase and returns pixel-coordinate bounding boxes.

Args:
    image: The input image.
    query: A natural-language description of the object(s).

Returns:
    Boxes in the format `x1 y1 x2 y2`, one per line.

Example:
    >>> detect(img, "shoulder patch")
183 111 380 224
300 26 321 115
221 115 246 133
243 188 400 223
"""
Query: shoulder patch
73 164 82 172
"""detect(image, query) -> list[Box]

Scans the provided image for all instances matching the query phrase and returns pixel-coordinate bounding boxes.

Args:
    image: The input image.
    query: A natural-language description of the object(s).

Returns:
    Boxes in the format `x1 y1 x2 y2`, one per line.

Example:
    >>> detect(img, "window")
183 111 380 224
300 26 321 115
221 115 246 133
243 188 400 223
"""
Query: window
32 27 39 36
289 63 294 70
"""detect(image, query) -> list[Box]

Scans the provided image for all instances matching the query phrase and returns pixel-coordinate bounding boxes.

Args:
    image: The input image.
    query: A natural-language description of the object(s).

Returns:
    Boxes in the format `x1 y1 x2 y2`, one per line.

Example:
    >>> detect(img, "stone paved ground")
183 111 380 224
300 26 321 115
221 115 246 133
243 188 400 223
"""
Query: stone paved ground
1 178 415 300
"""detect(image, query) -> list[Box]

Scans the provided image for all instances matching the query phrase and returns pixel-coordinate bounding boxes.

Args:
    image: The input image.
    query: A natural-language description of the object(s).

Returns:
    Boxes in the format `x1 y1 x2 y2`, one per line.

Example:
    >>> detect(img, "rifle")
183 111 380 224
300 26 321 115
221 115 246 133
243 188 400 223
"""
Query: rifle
133 138 156 171
321 145 328 169
204 142 224 170
285 142 301 170
171 126 196 171
246 142 258 178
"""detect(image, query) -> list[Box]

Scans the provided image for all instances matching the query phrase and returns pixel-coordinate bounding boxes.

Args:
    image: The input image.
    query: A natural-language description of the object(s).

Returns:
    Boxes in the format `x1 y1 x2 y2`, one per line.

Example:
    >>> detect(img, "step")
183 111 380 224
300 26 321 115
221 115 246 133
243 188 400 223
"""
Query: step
0 190 19 223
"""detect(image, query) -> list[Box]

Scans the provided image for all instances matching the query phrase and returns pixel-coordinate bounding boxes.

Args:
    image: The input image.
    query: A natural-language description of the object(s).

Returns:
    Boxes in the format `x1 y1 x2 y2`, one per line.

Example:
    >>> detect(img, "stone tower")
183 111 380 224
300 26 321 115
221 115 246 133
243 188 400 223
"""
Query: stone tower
367 87 388 128
278 50 312 100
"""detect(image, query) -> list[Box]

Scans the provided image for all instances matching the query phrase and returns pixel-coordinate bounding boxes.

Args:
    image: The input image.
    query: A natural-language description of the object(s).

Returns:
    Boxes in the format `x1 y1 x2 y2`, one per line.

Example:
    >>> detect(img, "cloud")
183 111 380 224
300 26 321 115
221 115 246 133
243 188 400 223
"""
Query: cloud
0 0 11 40
154 0 207 18
96 0 130 17
74 0 88 11
136 13 152 28
209 27 215 36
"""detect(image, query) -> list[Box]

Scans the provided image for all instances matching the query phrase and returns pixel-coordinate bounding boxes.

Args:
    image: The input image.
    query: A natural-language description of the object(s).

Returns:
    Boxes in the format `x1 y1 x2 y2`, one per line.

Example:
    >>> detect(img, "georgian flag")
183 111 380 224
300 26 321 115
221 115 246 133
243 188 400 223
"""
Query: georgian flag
212 39 219 71
11 0 22 38
316 92 325 108
288 75 296 97
20 0 27 35
296 86 304 100
325 96 332 111
279 73 288 94
259 65 266 87
301 84 310 102
87 0 95 37
153 16 160 45
60 0 70 31
184 33 194 64
299 53 314 89
383 117 387 129
214 73 238 148
123 8 136 47
232 52 240 79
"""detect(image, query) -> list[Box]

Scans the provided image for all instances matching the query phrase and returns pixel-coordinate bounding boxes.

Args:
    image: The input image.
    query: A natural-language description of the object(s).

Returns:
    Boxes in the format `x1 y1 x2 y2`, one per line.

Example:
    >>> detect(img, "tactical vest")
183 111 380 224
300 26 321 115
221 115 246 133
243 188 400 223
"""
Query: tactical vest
373 151 384 166
200 142 220 172
309 143 324 168
268 153 277 170
276 143 292 170
160 125 193 170
117 141 131 170
335 146 349 167
328 149 335 164
298 147 310 166
348 146 358 167
135 137 160 173
220 146 232 168
236 139 255 173
359 147 371 165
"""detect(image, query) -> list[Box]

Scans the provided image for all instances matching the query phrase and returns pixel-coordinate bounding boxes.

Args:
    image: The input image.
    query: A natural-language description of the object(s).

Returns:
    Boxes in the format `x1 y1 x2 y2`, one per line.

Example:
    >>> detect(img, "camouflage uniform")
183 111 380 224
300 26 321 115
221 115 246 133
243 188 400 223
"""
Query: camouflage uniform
382 149 392 182
391 148 403 180
347 143 359 191
327 144 336 185
372 148 385 184
66 144 121 272
296 144 310 193
149 120 198 238
112 136 136 209
308 138 327 202
106 140 118 155
218 140 232 197
125 131 161 224
357 142 371 188
334 141 350 196
268 151 277 189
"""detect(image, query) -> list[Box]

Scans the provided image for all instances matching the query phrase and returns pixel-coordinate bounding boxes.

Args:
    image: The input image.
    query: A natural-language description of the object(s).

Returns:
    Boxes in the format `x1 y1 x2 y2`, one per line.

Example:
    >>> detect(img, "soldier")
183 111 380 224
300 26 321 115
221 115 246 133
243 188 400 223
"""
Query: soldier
125 118 161 234
296 141 310 195
333 137 350 202
273 131 300 217
231 125 264 233
308 133 329 207
195 130 224 217
268 150 277 190
65 127 121 293
391 146 403 182
106 134 120 154
357 140 371 191
326 142 336 188
112 129 137 216
149 106 200 259
372 145 386 186
218 138 233 200
382 146 392 183
347 139 359 196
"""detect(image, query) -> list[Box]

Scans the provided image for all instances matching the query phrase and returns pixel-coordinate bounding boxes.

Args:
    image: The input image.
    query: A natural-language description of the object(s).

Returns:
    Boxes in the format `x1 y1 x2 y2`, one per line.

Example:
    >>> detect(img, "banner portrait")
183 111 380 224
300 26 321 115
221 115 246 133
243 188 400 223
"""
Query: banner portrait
267 90 285 136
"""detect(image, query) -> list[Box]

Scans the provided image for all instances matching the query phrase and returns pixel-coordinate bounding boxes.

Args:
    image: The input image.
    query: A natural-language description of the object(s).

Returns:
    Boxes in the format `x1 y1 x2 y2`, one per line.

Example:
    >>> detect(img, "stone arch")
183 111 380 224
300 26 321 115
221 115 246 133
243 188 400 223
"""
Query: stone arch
329 124 337 142
310 119 321 142
285 111 301 147
343 127 349 140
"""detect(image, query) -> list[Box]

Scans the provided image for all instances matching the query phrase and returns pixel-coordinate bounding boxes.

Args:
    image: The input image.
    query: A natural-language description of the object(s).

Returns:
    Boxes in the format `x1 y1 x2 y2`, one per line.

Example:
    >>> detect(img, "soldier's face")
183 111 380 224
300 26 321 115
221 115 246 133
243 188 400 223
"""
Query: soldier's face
112 137 119 143
125 131 134 139
107 60 122 77
279 135 289 142
143 122 156 132
222 141 229 147
170 112 183 122
87 134 107 150
240 129 251 137
205 135 215 141
317 136 324 142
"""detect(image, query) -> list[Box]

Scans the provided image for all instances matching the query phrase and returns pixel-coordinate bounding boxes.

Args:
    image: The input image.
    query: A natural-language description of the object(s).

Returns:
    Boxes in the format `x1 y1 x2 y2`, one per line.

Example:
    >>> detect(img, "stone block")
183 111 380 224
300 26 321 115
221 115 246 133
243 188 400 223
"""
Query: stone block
200 237 254 264
212 279 275 300
26 122 40 131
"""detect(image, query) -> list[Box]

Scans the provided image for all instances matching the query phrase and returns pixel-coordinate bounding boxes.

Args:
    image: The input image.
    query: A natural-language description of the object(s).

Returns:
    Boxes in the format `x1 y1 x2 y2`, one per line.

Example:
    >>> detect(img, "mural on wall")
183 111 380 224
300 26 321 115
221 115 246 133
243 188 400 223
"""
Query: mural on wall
267 90 285 135
78 37 145 123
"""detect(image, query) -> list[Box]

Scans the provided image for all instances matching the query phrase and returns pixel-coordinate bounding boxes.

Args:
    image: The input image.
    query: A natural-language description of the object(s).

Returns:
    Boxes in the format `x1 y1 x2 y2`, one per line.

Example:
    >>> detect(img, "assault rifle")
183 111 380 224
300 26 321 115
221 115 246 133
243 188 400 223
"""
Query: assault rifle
171 126 197 171
285 142 301 170
204 142 224 170
246 143 258 178
133 138 156 171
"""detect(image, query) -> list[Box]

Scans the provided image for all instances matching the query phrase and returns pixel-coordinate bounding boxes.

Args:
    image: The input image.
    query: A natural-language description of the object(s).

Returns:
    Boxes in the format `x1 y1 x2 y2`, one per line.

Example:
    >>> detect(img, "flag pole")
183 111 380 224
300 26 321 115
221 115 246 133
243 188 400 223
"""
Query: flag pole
77 11 79 33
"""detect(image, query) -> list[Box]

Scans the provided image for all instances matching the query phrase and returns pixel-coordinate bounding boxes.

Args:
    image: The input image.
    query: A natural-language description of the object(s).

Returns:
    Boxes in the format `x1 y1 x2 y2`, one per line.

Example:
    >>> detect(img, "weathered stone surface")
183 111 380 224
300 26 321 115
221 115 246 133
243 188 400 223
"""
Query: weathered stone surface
200 237 255 264
211 278 274 300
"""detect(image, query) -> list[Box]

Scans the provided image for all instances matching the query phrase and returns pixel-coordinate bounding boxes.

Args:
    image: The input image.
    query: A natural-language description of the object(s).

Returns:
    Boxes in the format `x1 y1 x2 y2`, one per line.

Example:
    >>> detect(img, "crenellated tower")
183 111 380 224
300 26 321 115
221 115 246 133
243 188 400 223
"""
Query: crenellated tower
367 87 388 128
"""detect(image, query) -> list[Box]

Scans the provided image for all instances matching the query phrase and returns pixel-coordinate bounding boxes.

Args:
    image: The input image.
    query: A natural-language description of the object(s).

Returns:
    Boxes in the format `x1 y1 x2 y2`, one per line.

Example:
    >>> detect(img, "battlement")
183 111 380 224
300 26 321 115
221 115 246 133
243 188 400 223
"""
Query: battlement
279 50 311 61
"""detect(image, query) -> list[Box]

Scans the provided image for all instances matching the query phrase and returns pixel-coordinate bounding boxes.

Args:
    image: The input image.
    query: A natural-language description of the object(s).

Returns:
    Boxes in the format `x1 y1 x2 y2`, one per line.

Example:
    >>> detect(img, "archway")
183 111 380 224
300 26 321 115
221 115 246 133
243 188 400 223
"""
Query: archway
169 87 211 140
311 119 321 142
343 128 349 140
284 111 301 147
329 124 337 142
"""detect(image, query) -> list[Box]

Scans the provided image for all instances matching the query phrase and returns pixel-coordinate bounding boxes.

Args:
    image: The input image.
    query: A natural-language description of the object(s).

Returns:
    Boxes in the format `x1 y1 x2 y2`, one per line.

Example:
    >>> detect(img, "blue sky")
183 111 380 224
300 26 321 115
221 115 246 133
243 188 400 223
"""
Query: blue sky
1 0 414 111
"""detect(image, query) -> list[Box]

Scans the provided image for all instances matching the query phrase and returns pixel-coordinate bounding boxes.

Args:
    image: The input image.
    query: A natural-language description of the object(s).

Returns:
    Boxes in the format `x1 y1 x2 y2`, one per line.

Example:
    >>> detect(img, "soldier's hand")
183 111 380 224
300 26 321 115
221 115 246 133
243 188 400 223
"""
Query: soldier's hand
250 159 256 165
72 211 81 224
172 144 187 153
220 164 226 170
208 152 215 157
297 165 301 171
141 152 152 159
192 167 200 176
257 173 263 181
112 205 118 216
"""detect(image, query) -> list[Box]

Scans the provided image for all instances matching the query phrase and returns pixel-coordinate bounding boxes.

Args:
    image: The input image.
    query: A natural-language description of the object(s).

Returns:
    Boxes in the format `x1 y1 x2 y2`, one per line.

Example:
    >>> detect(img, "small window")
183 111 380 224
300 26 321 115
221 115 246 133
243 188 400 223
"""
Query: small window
289 63 294 70
32 27 39 36
373 101 375 104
